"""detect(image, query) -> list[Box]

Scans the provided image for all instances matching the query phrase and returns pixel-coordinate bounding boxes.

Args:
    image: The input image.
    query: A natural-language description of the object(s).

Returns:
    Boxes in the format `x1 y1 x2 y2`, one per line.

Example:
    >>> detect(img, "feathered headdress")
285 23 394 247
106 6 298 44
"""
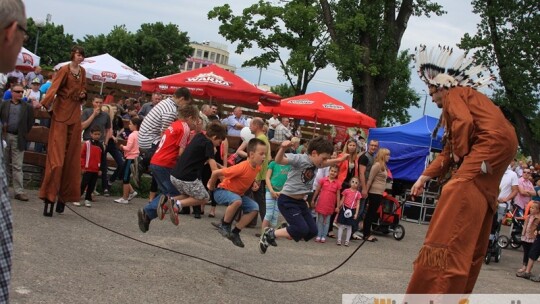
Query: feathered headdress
413 45 496 89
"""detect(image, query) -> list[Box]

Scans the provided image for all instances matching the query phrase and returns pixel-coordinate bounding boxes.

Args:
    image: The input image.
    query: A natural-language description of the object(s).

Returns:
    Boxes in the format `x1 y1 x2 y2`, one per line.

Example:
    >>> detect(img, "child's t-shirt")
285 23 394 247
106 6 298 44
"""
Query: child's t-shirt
341 188 361 209
122 130 140 160
281 153 317 196
150 120 190 168
218 160 261 196
171 132 215 181
267 161 290 192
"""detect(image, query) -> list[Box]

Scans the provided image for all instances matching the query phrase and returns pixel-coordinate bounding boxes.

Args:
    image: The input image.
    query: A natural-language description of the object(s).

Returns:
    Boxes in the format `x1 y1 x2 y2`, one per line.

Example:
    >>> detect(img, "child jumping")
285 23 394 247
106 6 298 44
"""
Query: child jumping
76 126 103 207
207 138 267 248
162 121 227 225
259 137 347 254
263 159 291 234
114 117 142 204
335 177 361 246
311 165 341 243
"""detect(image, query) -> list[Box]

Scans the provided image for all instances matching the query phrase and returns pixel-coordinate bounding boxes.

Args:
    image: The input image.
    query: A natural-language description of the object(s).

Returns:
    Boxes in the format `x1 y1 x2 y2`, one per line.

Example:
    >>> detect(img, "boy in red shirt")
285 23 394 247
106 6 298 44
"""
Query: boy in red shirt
207 138 267 248
137 105 198 233
76 126 103 207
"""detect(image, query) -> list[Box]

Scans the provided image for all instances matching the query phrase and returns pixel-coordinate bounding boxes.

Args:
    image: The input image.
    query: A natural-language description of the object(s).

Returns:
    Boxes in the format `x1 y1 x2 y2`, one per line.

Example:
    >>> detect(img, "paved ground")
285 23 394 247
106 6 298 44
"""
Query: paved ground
9 190 539 303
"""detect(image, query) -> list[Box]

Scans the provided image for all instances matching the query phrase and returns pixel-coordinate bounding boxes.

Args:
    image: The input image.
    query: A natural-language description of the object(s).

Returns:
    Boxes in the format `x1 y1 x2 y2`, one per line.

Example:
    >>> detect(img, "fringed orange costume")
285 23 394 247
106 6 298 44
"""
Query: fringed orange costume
39 63 86 216
406 45 518 294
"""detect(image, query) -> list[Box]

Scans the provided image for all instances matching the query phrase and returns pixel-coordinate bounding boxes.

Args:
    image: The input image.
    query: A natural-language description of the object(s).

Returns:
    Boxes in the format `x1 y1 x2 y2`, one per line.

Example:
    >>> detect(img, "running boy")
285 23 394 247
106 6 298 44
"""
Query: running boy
259 136 347 253
207 138 267 248
162 121 227 226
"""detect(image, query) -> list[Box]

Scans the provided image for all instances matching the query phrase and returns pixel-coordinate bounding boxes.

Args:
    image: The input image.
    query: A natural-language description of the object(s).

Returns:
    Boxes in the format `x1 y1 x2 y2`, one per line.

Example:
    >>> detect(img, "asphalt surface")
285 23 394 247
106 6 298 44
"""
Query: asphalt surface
9 190 539 304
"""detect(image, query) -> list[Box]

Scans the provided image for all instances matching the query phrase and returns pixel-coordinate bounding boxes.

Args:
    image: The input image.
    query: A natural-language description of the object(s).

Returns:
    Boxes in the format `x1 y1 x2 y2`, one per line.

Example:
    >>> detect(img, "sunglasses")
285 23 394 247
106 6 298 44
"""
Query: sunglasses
12 90 24 93
17 24 29 42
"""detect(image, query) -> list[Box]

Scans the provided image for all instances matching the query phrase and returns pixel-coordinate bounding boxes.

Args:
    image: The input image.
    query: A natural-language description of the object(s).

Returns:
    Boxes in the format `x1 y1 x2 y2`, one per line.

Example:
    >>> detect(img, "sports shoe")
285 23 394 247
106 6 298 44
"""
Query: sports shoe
114 198 130 204
228 232 245 248
157 195 169 220
137 208 150 233
92 190 100 196
127 191 138 201
103 189 110 197
259 227 277 254
215 222 231 238
73 201 82 207
84 200 92 207
167 198 179 226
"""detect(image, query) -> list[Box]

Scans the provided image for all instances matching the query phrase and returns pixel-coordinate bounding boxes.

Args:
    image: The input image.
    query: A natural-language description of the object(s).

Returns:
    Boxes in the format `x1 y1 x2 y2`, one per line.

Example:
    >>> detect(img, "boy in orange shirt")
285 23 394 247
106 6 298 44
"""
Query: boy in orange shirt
207 138 267 248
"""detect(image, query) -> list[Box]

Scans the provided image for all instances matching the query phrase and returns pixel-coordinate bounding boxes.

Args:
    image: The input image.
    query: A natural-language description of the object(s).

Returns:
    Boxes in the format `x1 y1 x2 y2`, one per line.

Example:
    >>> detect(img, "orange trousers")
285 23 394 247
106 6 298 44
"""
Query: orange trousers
406 180 494 293
39 120 82 203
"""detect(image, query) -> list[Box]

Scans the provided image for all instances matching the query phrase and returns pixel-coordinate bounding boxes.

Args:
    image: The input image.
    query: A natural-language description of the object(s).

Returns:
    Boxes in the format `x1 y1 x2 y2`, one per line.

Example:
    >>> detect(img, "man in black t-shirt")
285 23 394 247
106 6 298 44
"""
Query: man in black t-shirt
355 139 379 234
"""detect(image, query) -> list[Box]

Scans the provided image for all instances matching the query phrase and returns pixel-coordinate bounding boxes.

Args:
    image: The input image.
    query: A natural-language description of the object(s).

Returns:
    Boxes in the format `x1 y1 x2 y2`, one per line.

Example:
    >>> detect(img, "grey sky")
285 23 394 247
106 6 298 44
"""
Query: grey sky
25 0 480 121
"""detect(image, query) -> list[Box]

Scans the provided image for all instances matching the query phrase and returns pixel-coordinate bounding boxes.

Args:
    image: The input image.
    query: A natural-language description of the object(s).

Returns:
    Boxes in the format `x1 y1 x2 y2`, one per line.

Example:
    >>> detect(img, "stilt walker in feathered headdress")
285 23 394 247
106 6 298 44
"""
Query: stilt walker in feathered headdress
406 45 517 294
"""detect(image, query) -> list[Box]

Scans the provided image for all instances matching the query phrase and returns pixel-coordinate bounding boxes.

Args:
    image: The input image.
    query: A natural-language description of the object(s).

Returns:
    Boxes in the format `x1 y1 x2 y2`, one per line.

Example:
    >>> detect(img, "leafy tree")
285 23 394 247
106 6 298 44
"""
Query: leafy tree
24 18 75 67
380 50 420 126
271 83 297 98
79 22 192 78
319 0 444 125
133 22 193 78
208 0 329 95
459 0 540 161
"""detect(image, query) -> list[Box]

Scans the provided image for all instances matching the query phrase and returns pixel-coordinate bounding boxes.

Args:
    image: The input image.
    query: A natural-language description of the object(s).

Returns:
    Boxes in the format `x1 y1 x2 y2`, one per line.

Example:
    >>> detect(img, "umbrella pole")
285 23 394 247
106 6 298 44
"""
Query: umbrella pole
312 116 317 139
99 82 104 95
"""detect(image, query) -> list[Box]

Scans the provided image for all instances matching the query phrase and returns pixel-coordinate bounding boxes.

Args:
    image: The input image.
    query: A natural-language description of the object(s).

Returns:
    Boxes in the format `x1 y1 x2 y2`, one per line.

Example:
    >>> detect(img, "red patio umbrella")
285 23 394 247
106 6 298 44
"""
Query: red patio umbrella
141 65 280 106
258 91 377 128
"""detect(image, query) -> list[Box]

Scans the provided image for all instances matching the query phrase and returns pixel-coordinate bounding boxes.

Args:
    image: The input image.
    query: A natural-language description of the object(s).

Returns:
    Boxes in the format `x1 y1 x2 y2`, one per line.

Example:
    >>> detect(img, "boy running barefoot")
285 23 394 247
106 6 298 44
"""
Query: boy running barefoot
259 137 347 253
207 138 267 248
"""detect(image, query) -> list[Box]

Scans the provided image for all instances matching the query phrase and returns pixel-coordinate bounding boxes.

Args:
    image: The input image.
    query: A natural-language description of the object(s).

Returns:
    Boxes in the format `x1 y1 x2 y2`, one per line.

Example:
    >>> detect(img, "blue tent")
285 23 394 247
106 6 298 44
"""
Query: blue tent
368 115 444 182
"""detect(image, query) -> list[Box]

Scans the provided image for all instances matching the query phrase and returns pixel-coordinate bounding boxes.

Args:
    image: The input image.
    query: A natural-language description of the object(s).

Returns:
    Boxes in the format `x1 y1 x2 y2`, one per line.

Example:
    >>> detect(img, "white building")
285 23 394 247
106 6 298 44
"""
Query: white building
180 41 236 72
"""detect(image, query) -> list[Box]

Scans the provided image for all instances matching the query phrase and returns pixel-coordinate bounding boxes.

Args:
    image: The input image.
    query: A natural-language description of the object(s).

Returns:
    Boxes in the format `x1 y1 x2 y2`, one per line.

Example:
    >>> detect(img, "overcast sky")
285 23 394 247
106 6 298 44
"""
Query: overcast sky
24 0 480 121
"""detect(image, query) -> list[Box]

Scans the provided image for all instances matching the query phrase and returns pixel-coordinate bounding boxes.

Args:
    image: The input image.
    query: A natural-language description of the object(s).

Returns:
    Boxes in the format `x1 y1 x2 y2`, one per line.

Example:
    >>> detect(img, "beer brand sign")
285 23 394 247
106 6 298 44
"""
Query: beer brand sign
21 52 33 66
287 99 314 105
158 84 170 91
91 75 106 82
101 71 117 80
323 103 344 110
186 72 231 87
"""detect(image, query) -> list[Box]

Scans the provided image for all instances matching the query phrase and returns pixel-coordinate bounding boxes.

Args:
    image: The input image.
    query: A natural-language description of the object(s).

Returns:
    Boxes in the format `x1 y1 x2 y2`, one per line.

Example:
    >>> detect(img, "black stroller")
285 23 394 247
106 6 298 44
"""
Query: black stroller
484 203 506 264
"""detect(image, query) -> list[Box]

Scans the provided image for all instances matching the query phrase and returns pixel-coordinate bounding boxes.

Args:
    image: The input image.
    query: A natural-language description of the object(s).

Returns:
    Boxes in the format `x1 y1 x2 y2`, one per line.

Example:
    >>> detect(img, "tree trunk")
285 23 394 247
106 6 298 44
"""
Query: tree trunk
509 109 540 163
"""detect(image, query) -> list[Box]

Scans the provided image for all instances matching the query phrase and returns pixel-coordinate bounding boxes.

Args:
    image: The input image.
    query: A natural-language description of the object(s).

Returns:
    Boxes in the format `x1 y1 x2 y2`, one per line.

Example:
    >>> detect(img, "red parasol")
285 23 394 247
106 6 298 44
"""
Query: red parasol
141 65 280 106
258 91 376 128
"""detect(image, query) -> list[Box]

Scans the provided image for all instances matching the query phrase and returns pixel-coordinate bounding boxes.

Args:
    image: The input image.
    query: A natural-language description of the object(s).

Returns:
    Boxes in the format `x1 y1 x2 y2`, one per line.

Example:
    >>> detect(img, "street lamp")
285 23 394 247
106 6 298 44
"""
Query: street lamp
422 89 428 116
34 19 45 55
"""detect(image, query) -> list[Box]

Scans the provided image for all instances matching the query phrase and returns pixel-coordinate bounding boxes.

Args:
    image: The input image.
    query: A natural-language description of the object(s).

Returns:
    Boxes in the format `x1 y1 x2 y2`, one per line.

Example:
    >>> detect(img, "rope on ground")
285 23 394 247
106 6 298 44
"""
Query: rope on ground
65 204 367 283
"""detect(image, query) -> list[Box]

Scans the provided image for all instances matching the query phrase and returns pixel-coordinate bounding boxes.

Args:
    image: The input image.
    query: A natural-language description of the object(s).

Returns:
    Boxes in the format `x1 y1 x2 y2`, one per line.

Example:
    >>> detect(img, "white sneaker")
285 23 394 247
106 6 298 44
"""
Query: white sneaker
114 198 129 204
73 201 82 207
127 191 138 201
84 200 92 207
92 190 100 196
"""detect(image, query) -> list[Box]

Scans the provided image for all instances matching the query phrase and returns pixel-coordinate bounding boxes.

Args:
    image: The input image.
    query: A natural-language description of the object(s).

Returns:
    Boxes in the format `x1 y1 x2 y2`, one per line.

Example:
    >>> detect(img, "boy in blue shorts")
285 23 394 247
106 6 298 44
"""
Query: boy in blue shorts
207 138 267 248
259 136 347 253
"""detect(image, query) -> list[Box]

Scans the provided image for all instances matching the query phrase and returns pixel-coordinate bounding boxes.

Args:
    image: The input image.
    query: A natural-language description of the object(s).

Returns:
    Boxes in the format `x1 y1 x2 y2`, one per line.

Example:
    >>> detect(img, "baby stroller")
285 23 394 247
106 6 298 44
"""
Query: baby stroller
497 202 524 249
371 192 405 240
484 203 505 264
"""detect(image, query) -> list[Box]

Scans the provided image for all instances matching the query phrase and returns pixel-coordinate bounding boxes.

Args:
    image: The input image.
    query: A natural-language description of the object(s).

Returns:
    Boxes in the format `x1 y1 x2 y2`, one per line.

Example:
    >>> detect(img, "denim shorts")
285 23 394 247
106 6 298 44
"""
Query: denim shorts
213 188 259 213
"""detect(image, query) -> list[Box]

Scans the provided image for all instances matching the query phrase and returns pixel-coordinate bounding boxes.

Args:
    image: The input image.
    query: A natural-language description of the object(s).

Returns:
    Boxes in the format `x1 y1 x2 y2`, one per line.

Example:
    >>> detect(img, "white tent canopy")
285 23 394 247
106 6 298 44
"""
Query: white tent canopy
16 47 40 71
54 53 148 92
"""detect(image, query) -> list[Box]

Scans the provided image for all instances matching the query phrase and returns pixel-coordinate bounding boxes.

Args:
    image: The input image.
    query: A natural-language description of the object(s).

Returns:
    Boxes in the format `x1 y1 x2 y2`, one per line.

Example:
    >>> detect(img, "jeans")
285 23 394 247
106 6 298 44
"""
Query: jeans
213 188 259 213
143 164 180 220
316 213 331 239
105 139 124 185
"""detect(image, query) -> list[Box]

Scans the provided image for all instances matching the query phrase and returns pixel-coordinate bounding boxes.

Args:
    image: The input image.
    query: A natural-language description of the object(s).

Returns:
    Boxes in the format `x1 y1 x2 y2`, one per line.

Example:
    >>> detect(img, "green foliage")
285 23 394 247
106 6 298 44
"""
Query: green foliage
459 0 540 159
208 0 329 95
24 18 75 67
380 50 421 126
320 0 444 124
79 22 193 78
271 83 297 98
